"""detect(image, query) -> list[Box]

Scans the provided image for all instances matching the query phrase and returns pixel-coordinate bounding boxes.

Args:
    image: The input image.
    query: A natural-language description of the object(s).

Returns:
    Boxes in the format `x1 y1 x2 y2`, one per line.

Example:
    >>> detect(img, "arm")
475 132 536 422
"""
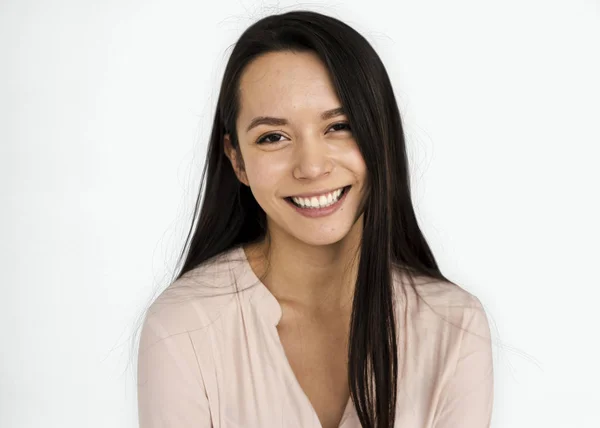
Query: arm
433 296 495 428
137 310 212 427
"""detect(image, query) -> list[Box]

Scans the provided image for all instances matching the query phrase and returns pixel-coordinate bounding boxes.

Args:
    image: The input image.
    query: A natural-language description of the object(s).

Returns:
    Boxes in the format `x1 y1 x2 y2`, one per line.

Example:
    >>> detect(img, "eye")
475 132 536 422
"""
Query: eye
255 122 351 145
328 122 352 132
256 133 287 145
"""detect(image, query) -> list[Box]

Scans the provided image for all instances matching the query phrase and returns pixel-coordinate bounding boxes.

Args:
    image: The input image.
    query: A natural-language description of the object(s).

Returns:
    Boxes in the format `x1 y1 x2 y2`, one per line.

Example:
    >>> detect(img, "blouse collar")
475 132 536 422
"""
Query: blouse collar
229 245 283 327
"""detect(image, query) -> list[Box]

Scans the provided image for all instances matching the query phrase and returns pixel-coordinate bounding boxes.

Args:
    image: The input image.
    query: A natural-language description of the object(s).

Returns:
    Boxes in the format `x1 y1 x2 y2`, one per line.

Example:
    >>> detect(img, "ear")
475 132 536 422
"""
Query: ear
224 133 249 187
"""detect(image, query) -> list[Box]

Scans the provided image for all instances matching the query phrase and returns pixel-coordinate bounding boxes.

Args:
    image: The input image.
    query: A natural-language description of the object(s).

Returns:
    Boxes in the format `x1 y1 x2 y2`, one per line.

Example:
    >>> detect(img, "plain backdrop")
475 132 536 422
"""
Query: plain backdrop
2 0 599 427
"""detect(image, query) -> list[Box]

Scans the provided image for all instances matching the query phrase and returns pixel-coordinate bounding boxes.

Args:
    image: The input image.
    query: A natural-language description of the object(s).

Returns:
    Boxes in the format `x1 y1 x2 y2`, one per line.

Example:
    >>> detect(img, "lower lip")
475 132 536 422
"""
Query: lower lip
284 186 351 218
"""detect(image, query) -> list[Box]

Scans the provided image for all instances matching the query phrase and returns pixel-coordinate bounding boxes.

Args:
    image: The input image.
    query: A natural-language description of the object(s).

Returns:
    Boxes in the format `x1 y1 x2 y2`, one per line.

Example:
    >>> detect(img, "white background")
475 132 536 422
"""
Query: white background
2 0 599 427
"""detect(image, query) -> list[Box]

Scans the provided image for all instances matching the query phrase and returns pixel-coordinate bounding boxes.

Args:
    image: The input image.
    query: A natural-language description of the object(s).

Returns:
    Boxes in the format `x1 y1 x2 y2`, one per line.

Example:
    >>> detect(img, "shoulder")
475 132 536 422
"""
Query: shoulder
140 248 247 343
393 268 483 308
392 268 491 338
391 270 494 395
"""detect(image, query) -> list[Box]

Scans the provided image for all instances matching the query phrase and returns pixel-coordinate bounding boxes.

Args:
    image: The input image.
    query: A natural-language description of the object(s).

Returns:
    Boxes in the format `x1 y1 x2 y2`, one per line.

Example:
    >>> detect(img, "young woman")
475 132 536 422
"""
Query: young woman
137 10 494 428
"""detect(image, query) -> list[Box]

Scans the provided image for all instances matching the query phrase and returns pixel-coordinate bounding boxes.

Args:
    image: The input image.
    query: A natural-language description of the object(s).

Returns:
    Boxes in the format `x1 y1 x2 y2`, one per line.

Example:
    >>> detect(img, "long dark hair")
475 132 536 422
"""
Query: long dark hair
169 10 452 428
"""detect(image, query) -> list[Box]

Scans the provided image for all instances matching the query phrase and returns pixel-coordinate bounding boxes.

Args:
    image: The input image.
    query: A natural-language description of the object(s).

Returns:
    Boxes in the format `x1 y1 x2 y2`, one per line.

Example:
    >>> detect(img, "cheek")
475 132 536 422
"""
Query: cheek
245 154 289 192
354 153 367 174
344 147 367 179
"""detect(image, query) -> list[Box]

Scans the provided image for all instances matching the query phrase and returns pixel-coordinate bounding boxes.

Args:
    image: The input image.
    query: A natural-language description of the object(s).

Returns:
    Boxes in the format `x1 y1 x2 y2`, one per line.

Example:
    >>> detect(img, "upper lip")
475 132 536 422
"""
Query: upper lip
287 186 349 199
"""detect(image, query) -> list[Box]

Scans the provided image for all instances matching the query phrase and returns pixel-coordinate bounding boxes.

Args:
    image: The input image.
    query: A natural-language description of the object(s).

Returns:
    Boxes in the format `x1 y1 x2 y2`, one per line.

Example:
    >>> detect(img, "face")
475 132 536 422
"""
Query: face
224 50 368 247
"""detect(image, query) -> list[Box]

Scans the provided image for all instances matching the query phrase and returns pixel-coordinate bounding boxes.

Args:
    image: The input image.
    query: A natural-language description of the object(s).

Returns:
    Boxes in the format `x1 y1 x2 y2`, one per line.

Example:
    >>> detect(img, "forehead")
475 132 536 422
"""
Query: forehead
237 50 341 121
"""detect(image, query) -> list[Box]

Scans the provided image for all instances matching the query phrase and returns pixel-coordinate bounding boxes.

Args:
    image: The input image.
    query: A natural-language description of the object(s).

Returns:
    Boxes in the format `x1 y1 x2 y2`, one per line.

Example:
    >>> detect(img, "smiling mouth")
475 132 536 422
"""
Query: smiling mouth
284 185 351 207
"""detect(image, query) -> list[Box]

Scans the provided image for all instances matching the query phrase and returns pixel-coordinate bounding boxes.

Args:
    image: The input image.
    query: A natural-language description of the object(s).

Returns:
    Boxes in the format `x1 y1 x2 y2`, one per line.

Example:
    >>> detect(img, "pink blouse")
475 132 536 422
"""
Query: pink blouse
137 245 494 427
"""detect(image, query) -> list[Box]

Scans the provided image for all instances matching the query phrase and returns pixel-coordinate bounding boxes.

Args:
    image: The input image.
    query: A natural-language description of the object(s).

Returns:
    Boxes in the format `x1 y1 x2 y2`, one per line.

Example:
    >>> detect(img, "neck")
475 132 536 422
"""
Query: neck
243 216 363 314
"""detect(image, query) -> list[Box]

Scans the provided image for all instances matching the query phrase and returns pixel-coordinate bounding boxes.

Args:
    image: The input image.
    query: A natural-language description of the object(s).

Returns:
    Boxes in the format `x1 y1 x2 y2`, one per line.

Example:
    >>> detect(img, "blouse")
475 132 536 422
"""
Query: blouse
137 245 494 427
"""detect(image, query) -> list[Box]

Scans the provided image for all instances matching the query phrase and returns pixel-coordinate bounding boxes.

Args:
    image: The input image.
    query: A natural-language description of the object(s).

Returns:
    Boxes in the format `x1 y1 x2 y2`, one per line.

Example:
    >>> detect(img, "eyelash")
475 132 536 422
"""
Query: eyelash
256 122 352 145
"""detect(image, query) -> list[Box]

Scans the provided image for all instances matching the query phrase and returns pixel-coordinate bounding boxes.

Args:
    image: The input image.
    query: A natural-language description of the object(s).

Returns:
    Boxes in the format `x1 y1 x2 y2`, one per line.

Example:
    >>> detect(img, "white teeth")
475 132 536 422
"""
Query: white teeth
291 187 345 208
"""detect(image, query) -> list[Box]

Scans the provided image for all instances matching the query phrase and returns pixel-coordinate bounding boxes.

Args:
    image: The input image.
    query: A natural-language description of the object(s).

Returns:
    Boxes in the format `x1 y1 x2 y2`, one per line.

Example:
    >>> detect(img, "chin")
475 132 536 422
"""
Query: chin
291 220 356 247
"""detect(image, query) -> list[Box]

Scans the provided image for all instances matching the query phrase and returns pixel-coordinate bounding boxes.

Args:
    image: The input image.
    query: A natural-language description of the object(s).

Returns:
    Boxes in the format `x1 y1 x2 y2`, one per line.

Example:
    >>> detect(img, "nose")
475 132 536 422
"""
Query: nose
292 136 334 180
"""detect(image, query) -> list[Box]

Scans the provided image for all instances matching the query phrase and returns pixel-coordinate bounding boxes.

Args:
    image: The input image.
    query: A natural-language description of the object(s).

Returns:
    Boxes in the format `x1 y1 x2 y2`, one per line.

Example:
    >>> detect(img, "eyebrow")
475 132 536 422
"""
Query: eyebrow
245 107 345 133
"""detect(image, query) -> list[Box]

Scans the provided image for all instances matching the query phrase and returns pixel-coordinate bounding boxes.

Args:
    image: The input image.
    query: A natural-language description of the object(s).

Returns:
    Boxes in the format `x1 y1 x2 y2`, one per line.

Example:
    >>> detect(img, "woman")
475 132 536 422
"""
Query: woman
137 10 494 428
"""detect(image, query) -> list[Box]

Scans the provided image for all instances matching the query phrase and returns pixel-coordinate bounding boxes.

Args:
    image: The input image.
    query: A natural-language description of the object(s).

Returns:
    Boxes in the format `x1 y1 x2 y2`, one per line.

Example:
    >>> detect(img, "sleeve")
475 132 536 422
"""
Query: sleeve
137 310 213 428
433 296 495 428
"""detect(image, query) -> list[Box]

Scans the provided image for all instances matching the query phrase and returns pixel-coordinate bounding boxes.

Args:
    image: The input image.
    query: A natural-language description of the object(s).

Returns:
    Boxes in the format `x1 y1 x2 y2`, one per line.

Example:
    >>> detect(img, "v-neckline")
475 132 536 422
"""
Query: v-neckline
236 244 354 428
271 320 354 428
